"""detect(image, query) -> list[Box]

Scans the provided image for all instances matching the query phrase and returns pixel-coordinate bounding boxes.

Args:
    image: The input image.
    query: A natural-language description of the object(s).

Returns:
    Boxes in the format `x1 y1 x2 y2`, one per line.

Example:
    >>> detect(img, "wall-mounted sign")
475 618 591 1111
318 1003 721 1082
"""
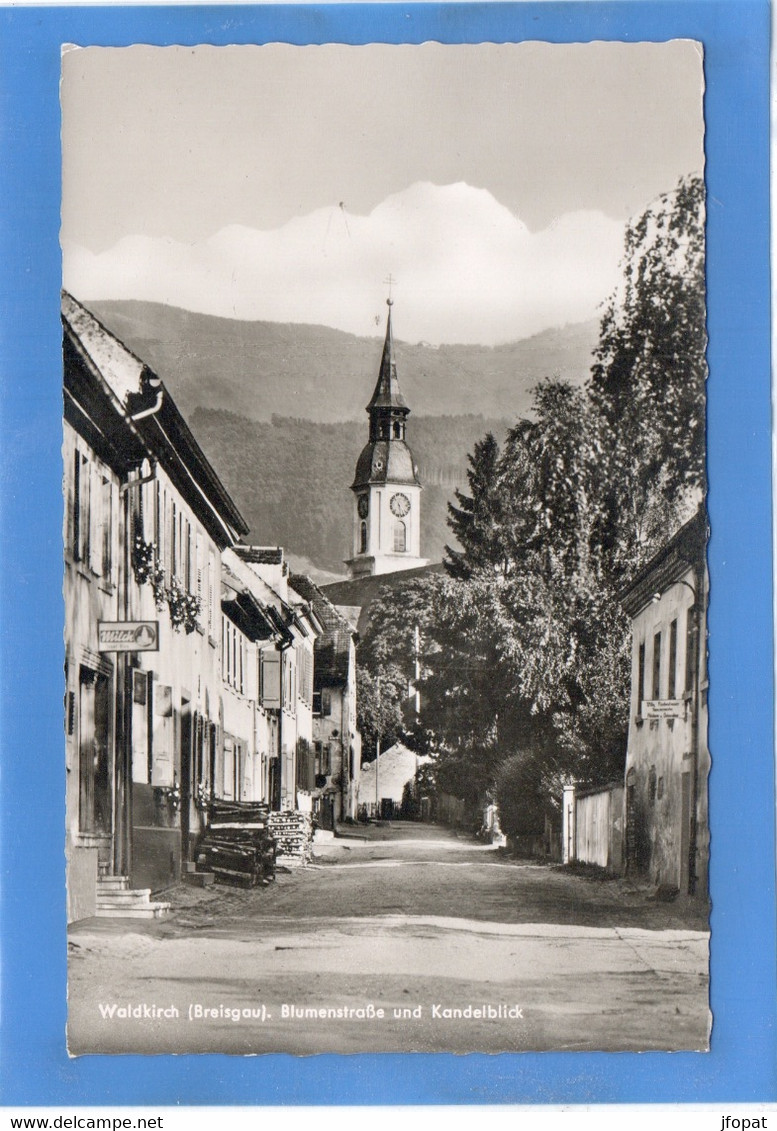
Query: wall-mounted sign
98 621 159 652
642 699 686 720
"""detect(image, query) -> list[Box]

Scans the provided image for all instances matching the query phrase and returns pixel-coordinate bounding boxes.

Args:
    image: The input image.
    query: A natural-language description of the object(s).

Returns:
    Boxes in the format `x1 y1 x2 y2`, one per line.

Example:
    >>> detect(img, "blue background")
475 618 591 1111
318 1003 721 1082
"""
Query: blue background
0 0 773 1106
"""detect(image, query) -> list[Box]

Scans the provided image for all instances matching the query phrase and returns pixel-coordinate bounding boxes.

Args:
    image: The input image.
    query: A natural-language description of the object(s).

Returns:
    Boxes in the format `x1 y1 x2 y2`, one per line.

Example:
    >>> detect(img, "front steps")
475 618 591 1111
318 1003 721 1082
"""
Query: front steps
181 861 215 888
95 875 171 920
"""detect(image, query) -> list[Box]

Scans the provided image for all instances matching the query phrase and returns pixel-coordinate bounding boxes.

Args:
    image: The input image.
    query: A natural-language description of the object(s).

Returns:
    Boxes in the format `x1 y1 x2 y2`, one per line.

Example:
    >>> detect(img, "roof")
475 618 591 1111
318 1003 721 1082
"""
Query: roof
357 742 432 804
620 506 708 618
321 563 444 635
289 573 356 686
352 439 421 489
221 563 277 642
366 301 409 413
234 546 284 566
63 292 249 548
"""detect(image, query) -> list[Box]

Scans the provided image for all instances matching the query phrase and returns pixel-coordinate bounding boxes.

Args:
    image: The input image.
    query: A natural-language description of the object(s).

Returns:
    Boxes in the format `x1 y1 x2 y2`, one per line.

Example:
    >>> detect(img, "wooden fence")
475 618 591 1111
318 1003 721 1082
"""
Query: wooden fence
563 782 624 873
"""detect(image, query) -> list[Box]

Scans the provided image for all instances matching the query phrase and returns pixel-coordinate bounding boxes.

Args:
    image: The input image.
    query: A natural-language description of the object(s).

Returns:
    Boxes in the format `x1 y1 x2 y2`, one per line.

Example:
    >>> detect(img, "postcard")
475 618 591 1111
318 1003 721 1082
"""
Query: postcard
61 38 713 1057
1 0 775 1106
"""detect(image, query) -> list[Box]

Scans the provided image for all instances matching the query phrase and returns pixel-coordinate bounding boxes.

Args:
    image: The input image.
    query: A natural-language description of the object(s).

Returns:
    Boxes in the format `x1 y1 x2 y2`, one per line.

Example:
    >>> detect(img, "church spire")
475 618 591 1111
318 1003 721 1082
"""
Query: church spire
346 293 427 578
366 300 408 412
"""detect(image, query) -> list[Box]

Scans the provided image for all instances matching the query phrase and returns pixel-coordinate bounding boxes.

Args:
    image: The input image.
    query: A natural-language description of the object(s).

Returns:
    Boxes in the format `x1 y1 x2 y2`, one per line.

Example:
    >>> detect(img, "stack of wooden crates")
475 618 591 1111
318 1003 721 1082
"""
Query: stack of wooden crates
195 801 276 886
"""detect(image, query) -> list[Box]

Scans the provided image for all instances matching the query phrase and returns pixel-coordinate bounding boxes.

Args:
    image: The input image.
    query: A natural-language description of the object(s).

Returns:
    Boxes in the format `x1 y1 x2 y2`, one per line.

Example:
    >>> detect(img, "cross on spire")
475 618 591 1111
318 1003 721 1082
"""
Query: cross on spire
383 274 396 305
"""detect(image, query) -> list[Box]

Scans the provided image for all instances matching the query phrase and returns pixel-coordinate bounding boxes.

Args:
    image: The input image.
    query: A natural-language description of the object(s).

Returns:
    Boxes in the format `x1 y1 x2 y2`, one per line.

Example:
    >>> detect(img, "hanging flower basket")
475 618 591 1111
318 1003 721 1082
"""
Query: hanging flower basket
166 578 201 634
132 536 167 607
131 536 156 584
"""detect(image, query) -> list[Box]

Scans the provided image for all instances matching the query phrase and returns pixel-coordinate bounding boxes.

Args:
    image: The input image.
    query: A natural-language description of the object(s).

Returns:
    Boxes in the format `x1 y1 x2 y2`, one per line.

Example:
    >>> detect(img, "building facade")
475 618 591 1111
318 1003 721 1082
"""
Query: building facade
64 293 250 915
290 575 361 825
227 547 321 812
620 508 709 896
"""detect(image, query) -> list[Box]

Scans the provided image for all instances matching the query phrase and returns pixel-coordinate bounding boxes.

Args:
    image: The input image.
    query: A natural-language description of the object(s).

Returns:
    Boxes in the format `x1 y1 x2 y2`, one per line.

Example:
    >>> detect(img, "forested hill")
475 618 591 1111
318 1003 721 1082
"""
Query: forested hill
84 300 598 425
189 410 512 575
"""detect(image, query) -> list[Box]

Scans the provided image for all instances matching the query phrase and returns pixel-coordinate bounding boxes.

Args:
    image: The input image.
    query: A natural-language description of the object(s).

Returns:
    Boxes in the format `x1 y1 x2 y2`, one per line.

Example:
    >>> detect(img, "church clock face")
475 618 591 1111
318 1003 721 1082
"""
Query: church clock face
390 492 411 517
357 494 369 519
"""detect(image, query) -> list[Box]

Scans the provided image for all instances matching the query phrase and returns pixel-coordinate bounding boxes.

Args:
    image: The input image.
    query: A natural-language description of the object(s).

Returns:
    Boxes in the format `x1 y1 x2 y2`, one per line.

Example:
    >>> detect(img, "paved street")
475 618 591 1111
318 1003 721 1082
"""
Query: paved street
68 823 710 1055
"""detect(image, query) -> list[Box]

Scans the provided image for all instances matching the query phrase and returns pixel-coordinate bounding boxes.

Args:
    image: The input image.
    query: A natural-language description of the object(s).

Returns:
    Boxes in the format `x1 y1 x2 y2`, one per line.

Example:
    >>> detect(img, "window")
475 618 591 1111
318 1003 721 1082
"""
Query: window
69 449 80 557
321 688 332 717
652 631 662 700
360 521 368 554
222 618 246 694
668 619 678 699
73 451 91 564
100 476 113 579
393 420 402 439
685 607 697 694
393 519 406 553
637 642 646 712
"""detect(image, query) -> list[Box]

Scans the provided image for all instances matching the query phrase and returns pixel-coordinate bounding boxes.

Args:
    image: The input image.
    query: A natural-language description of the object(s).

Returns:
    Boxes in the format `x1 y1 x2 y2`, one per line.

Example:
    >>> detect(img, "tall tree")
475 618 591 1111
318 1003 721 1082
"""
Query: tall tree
444 433 510 578
588 172 706 576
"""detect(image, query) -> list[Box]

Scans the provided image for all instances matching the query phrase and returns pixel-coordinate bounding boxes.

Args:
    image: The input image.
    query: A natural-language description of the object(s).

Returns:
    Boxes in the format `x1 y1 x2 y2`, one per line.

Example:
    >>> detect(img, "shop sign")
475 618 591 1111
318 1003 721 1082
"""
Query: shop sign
98 621 159 652
642 699 685 720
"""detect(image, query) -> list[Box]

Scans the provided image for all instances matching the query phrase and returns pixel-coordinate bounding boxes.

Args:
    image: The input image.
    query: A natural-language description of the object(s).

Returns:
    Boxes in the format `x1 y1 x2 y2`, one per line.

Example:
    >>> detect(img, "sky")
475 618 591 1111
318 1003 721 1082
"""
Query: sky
61 41 704 345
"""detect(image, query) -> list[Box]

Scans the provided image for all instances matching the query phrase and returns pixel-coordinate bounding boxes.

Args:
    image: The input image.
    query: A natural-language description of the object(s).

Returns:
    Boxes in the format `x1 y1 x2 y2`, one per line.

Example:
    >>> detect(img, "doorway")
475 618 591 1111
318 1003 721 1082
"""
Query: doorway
180 695 192 862
79 665 112 837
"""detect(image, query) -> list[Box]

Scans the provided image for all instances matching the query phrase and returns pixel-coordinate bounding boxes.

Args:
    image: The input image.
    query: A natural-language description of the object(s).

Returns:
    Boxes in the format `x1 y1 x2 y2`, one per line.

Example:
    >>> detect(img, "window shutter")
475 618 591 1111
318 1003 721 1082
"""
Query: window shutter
154 481 161 557
208 551 216 636
260 650 281 709
66 448 76 556
89 462 100 575
101 477 113 579
185 519 192 592
162 493 170 581
196 533 204 623
171 502 178 581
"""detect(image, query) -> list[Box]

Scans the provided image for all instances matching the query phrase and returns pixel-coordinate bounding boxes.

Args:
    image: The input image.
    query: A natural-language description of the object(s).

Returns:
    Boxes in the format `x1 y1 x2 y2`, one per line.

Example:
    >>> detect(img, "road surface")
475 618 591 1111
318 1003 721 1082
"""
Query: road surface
68 823 710 1054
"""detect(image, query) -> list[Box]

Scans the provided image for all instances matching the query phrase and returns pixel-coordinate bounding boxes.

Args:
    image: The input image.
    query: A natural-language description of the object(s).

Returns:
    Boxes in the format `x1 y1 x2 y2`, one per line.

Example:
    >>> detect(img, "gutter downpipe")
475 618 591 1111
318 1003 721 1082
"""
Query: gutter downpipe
128 381 164 423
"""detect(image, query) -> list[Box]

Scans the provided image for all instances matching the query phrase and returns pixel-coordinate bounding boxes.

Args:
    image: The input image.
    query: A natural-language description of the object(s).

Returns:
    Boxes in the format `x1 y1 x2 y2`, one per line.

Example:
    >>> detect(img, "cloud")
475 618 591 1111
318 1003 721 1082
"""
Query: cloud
63 181 625 345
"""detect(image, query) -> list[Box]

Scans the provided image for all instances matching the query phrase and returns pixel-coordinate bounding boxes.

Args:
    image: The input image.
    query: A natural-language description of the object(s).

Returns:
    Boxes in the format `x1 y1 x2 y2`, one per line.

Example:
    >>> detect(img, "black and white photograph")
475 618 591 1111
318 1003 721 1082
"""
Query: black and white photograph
62 40 710 1055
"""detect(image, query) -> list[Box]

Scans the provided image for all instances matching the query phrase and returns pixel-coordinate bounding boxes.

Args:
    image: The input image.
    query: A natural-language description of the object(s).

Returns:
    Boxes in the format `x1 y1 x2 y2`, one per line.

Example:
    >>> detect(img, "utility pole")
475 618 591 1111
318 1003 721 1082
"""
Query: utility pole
375 674 381 818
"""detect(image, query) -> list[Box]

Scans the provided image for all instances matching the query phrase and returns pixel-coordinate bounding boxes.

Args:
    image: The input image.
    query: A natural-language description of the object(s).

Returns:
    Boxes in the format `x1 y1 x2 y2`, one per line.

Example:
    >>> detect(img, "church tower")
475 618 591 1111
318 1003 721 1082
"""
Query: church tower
346 300 428 579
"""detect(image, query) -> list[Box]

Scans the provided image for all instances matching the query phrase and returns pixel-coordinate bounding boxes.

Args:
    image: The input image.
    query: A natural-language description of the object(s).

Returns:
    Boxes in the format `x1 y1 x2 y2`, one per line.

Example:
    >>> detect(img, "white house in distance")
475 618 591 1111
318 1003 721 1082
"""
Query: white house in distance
357 742 431 819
